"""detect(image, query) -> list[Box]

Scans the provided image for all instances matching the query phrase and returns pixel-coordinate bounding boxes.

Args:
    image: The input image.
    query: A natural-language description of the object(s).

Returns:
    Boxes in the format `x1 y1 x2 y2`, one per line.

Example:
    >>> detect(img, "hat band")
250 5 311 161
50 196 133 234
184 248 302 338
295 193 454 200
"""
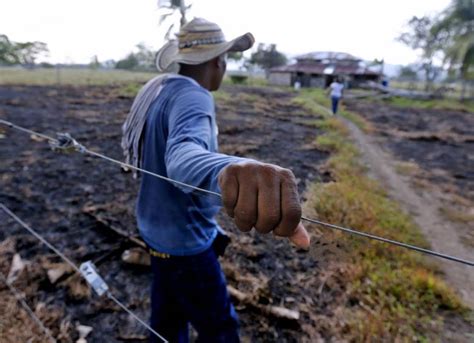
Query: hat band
179 37 226 49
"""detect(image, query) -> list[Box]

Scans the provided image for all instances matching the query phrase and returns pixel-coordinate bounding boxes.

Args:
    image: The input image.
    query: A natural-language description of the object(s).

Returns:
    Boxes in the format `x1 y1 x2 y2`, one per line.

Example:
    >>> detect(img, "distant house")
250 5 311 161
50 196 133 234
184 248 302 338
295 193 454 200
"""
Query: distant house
268 51 381 88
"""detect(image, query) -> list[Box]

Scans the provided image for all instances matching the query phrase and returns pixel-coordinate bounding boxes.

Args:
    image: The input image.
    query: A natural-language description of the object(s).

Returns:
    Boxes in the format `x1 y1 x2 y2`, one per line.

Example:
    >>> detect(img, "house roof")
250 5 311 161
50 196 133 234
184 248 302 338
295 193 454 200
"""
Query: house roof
295 51 360 61
270 63 380 76
270 51 380 76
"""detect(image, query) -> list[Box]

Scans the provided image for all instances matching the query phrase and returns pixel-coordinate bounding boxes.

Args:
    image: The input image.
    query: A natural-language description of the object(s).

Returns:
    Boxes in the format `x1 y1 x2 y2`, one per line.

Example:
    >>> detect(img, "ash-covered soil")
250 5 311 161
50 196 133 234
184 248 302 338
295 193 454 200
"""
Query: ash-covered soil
0 84 337 342
345 99 474 201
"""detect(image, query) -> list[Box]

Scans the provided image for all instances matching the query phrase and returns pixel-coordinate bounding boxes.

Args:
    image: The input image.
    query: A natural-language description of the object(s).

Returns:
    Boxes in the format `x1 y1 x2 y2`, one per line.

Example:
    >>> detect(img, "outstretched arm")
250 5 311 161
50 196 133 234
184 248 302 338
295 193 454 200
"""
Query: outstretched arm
165 89 310 248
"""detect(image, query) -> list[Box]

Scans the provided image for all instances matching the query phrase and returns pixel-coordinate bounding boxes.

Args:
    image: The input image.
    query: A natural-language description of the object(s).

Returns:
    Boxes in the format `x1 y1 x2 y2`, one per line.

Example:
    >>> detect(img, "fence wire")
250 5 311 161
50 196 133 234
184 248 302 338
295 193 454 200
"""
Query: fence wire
0 203 168 343
1 118 472 268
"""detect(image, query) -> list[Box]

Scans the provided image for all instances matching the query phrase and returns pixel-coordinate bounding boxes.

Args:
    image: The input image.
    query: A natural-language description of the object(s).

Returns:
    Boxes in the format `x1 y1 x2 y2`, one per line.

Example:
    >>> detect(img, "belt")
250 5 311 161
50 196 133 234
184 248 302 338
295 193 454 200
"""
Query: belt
149 248 171 259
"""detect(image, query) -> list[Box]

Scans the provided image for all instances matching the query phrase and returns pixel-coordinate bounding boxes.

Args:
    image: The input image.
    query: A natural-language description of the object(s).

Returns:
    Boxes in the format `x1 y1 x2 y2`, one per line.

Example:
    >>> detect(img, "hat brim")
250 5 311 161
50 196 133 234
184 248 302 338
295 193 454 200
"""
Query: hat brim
155 32 254 72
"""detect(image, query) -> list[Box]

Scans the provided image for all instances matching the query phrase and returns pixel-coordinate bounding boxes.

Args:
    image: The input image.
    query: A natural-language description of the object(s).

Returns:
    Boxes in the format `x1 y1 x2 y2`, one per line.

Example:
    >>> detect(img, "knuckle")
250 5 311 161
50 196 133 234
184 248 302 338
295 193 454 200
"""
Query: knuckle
261 163 277 173
257 165 278 183
280 168 296 181
226 163 240 175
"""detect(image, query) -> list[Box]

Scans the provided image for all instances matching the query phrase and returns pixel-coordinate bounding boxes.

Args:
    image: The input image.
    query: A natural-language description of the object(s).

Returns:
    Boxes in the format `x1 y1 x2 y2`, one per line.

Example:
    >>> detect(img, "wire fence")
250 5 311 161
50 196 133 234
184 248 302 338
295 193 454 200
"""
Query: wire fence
1 116 474 342
0 203 168 343
1 119 472 267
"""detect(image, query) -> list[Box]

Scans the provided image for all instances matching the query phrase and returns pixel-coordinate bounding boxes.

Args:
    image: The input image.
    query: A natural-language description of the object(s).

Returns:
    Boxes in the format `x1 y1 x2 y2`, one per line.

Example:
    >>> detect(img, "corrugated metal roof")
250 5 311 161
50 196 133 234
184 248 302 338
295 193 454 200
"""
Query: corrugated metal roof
270 63 379 76
269 51 380 76
296 51 360 61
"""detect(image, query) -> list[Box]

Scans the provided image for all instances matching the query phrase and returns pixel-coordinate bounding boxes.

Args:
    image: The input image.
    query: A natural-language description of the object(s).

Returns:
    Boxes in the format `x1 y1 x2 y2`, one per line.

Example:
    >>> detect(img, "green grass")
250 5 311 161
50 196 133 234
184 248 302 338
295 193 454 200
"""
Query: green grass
222 74 268 87
300 112 467 339
0 67 155 86
291 88 373 131
118 82 144 98
213 89 232 103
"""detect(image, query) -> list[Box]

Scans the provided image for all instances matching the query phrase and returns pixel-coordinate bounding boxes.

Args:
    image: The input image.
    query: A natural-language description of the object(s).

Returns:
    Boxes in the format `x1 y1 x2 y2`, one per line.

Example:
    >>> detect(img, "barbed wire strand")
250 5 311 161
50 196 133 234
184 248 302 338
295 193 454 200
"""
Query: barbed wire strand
0 203 168 343
0 271 57 343
1 119 473 267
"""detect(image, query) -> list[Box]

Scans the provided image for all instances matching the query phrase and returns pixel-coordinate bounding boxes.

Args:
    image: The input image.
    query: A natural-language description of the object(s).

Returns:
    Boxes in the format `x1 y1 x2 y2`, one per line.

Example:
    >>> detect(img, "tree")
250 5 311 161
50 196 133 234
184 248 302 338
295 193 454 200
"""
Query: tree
115 43 156 71
248 43 287 73
432 0 474 99
0 34 19 65
116 53 139 70
0 34 48 66
15 41 48 65
134 43 156 70
89 55 101 69
398 16 445 91
398 65 419 81
158 0 190 34
228 51 244 62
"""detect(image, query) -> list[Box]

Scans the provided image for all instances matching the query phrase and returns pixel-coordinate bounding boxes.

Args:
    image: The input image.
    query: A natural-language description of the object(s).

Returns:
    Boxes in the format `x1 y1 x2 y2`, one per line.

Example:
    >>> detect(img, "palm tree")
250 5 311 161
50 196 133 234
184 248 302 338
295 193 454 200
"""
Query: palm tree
158 0 189 32
432 0 474 99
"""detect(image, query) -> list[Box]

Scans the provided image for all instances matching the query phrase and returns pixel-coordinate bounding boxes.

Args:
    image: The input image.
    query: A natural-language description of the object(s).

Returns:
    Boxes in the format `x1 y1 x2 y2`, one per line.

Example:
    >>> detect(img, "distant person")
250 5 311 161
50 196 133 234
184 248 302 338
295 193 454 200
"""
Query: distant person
327 77 344 115
121 18 310 343
294 78 302 91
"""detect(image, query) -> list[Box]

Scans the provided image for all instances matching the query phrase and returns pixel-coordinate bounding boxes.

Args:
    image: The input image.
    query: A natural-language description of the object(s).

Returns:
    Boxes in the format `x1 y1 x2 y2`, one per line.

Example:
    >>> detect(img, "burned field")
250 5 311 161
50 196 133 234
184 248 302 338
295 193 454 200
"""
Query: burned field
345 99 474 249
346 99 474 202
0 84 334 342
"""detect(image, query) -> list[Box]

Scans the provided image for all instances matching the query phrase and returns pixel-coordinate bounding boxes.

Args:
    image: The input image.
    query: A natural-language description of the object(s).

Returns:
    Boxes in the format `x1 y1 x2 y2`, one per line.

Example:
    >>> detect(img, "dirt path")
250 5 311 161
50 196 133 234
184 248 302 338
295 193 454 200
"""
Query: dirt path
339 116 474 309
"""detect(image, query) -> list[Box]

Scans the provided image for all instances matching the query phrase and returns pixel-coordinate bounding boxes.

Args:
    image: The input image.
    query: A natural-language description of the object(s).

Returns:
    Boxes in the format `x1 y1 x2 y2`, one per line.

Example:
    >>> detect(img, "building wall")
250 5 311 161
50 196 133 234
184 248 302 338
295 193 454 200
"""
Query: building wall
268 71 380 88
310 76 326 88
268 72 291 86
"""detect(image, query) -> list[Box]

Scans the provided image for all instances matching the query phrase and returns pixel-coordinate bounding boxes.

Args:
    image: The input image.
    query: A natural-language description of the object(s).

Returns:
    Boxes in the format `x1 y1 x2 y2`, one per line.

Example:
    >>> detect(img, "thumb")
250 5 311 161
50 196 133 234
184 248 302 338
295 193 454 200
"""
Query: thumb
288 222 310 249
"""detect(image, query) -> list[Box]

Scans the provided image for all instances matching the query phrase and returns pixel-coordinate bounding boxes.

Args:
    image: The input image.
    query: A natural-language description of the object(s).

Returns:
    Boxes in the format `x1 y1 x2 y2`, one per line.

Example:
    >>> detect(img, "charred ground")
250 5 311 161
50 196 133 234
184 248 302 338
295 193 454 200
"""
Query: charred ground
0 84 330 342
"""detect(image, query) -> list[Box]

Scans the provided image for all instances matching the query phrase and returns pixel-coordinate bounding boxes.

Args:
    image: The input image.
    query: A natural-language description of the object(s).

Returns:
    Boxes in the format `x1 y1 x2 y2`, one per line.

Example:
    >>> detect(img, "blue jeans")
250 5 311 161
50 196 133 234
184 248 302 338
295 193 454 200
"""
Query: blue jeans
150 247 239 343
331 96 340 114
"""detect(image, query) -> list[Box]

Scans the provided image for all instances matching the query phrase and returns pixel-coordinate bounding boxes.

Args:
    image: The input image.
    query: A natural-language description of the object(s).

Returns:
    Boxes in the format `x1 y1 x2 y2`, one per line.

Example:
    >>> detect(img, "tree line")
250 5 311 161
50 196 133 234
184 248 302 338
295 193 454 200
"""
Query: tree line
113 42 287 73
0 34 49 66
398 0 473 98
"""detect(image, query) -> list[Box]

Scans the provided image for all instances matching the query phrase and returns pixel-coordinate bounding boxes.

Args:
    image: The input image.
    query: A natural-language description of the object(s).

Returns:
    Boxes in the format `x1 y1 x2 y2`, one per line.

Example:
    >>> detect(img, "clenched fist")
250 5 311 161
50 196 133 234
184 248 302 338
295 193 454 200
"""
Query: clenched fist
218 161 310 249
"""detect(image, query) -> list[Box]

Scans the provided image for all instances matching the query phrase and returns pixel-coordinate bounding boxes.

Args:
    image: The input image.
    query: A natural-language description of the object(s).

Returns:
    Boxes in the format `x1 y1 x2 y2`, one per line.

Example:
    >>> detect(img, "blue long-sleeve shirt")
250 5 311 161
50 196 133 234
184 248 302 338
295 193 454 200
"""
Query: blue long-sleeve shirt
136 76 245 255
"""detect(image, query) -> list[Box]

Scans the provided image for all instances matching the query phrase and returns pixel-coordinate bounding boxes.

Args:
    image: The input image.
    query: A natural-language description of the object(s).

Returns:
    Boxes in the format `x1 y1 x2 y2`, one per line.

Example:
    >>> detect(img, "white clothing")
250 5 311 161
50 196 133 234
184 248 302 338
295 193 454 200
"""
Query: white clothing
330 82 344 98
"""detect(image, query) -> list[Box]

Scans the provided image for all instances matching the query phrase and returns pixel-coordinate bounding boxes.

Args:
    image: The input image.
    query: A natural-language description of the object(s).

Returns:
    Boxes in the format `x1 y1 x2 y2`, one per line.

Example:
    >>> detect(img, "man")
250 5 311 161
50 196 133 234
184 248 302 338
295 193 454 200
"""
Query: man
122 18 310 343
327 77 344 115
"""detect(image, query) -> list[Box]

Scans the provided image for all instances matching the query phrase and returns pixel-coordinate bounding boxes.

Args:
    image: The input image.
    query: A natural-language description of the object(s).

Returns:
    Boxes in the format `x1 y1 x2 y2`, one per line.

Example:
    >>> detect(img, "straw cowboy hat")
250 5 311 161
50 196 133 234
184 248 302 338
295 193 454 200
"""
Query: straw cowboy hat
155 17 255 72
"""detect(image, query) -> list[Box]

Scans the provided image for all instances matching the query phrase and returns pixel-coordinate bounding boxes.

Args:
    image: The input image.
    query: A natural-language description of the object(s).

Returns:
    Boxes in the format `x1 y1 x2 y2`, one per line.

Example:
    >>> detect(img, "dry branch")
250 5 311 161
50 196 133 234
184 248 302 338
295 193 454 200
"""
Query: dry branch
227 285 300 322
82 208 146 249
